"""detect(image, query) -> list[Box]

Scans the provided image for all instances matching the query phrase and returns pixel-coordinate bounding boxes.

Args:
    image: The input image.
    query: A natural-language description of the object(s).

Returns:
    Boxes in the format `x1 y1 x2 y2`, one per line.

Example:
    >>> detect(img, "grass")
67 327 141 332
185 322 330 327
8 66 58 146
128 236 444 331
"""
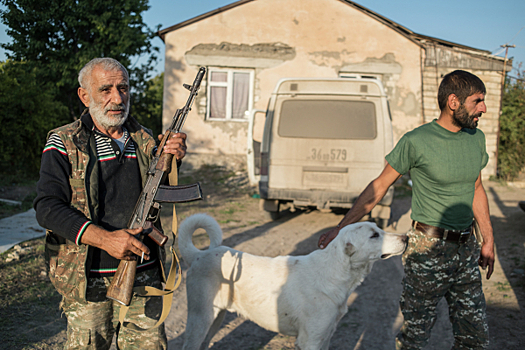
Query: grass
496 281 512 292
0 176 38 220
0 238 66 349
0 191 37 220
488 175 508 186
172 165 255 227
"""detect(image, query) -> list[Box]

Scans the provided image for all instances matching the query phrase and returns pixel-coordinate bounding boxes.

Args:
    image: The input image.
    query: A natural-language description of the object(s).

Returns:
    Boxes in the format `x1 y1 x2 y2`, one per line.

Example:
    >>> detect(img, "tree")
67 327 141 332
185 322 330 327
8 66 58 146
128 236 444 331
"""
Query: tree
0 60 68 177
0 0 159 121
132 72 164 135
498 67 525 180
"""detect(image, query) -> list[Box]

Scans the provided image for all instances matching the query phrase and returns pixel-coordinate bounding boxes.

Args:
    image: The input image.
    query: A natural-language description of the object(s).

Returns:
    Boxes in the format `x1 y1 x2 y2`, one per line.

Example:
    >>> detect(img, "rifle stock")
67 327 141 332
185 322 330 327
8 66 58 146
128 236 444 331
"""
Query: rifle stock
106 259 138 306
106 67 206 306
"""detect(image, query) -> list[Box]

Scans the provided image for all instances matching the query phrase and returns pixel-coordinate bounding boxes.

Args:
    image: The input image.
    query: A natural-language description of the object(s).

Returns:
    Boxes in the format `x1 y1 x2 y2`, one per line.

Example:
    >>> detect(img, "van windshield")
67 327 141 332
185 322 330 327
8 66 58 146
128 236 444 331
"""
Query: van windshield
278 100 377 139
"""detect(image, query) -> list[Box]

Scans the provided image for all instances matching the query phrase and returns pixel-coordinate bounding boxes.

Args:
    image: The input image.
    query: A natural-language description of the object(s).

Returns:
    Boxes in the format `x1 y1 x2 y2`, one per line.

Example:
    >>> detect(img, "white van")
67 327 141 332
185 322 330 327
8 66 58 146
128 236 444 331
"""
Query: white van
247 78 394 227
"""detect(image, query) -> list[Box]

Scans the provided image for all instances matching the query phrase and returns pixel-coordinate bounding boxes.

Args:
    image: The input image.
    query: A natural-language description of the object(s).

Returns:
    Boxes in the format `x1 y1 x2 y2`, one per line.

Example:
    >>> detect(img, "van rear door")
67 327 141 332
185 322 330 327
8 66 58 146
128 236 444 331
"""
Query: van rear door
248 78 393 219
265 79 387 203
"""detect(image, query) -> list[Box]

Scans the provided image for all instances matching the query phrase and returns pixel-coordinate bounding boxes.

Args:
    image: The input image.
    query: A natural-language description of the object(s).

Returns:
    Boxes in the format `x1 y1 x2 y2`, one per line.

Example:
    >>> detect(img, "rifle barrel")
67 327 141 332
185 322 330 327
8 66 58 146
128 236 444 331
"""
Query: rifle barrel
173 67 206 132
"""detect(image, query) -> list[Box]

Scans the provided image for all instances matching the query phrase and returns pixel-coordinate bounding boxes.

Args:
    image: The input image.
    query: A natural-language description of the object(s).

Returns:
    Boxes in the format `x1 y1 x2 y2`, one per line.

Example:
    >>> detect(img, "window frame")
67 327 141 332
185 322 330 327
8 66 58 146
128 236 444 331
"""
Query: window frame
338 72 382 80
206 67 255 121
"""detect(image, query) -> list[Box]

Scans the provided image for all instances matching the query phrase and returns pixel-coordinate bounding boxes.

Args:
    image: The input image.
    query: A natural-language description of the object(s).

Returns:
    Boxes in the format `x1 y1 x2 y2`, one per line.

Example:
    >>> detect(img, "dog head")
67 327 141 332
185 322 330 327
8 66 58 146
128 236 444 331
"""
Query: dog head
337 221 408 262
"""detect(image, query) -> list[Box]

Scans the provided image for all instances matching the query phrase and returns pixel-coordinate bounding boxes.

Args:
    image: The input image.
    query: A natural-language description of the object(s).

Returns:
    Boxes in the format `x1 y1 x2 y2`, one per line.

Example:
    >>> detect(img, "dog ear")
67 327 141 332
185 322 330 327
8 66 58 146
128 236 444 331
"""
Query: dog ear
345 242 356 257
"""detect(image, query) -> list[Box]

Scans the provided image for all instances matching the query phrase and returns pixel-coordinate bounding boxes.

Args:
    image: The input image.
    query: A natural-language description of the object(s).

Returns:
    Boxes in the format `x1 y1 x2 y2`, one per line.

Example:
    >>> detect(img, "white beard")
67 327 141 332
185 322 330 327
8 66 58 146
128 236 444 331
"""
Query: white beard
89 97 130 129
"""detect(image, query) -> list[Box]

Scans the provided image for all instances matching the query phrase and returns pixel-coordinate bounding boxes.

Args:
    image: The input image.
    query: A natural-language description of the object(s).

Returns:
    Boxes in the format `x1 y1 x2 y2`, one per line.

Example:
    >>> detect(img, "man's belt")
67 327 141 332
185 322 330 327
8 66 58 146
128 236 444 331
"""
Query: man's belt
412 221 472 244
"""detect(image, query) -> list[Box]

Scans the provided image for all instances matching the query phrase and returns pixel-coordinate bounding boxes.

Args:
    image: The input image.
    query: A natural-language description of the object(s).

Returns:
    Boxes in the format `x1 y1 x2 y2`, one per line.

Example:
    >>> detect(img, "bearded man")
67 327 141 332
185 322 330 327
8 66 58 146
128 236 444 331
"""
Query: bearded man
318 70 494 349
34 58 186 349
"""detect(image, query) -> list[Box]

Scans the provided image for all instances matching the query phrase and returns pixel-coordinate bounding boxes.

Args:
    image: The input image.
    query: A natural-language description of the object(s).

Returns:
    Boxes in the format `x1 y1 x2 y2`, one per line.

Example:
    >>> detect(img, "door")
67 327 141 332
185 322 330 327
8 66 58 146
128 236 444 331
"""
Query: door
247 109 266 186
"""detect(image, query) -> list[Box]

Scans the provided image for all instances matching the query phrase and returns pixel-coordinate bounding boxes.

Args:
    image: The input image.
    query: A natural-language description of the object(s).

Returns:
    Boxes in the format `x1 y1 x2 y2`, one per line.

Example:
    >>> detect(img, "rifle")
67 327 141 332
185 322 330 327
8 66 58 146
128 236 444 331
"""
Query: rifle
106 67 206 306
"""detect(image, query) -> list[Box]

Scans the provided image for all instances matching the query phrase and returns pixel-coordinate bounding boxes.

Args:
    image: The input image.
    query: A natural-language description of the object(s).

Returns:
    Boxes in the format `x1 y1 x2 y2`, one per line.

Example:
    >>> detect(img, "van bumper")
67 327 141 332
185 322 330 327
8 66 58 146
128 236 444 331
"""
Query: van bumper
259 181 394 208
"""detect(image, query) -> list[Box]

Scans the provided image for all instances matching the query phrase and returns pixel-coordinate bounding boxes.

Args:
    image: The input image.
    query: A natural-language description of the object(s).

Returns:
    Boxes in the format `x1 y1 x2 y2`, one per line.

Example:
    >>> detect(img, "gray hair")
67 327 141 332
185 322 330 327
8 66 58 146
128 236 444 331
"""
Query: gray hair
78 58 129 90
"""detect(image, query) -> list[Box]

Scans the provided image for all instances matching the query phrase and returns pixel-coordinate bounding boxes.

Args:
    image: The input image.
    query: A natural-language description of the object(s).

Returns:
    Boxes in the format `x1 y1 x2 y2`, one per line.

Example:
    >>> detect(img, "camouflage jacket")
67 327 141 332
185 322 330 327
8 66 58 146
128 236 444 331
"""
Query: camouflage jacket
44 113 162 303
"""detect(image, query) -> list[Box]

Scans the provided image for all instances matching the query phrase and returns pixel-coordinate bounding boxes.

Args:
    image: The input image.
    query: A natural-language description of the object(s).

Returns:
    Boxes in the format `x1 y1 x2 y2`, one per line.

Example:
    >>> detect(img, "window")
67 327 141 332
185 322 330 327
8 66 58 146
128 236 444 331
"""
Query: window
339 73 382 80
278 99 377 140
207 68 254 120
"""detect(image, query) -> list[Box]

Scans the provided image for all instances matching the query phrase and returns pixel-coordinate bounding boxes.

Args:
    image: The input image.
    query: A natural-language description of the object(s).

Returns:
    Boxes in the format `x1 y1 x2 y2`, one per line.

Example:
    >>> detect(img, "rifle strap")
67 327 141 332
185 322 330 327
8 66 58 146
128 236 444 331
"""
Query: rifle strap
118 158 183 332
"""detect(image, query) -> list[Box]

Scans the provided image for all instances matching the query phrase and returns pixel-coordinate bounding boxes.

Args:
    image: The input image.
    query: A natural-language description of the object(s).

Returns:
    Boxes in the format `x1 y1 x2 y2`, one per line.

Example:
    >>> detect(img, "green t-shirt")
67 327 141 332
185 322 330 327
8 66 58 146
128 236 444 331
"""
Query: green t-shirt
386 119 488 230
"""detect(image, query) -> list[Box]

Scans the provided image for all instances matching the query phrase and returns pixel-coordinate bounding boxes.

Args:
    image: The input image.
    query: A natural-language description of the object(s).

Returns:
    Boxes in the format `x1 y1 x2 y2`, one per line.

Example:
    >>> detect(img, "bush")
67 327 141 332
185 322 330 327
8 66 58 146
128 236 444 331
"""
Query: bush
498 67 525 181
0 61 68 178
131 72 164 135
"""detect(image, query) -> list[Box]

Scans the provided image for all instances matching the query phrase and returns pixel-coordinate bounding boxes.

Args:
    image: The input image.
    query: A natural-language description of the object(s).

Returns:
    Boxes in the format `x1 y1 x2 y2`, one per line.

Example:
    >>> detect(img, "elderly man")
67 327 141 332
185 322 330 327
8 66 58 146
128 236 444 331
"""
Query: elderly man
34 58 185 349
318 70 494 349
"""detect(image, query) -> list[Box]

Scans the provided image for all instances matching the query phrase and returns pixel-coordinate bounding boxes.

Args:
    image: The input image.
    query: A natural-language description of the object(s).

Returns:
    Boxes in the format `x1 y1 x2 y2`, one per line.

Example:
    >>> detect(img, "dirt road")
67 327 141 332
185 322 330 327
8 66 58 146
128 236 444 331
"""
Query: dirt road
2 169 523 349
163 179 525 350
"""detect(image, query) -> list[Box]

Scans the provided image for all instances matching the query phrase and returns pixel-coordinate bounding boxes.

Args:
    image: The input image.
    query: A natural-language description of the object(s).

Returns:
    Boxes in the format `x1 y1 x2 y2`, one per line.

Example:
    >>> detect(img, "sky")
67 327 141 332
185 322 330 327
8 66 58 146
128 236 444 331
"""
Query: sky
1 0 525 77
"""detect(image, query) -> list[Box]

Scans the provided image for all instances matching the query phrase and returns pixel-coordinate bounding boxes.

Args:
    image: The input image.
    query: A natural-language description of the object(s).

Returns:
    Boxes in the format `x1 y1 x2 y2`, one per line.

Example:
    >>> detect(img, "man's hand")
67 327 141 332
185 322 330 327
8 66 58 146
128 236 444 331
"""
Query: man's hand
479 241 495 279
104 227 151 261
159 132 187 161
472 173 495 280
318 226 341 249
81 226 150 261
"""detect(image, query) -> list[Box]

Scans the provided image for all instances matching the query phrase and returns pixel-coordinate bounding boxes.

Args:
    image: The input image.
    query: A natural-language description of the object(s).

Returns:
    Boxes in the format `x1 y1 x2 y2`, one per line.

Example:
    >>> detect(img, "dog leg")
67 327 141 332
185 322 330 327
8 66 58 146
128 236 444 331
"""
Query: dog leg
296 339 331 350
183 314 212 350
320 336 332 350
183 293 217 350
295 323 336 350
199 309 227 349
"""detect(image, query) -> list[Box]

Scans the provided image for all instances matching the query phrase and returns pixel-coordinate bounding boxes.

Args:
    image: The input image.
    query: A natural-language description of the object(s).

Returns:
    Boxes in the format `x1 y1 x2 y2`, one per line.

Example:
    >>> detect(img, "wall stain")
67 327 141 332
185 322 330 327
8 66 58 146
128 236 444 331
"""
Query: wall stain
308 51 420 118
186 42 296 60
307 49 356 68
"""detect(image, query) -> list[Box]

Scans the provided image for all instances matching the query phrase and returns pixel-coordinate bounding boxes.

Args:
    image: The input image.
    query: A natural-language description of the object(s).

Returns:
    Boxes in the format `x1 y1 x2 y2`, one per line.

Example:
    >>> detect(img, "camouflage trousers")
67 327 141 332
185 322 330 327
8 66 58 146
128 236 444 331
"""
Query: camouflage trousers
60 267 167 350
395 227 489 350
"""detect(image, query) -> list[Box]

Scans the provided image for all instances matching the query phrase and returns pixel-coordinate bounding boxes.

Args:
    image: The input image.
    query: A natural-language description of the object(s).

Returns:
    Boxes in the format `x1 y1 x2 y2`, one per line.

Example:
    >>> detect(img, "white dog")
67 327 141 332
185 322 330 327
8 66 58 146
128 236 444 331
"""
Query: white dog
178 213 407 350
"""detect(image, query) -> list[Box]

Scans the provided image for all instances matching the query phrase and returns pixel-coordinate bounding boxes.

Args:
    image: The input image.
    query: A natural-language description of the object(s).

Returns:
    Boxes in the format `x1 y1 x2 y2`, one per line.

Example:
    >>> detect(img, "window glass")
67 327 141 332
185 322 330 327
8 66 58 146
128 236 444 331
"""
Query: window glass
210 86 227 119
232 72 250 119
278 100 377 139
210 71 227 82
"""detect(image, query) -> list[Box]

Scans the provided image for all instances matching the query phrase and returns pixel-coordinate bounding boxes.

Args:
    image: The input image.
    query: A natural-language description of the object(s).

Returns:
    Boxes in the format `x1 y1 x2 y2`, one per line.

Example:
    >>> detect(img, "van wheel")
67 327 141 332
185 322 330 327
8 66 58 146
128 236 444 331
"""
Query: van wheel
374 218 388 229
261 199 280 220
265 210 280 221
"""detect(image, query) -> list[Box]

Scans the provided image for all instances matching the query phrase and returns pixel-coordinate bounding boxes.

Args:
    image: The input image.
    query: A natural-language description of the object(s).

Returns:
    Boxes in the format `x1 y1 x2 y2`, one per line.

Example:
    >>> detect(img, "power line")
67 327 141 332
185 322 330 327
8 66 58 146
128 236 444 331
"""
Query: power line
492 47 506 56
508 25 525 44
491 26 525 56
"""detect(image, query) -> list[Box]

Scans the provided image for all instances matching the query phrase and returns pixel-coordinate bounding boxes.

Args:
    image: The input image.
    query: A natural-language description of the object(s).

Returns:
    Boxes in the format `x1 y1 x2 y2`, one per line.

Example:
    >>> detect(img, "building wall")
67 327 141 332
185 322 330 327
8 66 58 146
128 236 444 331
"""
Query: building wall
162 0 504 179
162 0 422 163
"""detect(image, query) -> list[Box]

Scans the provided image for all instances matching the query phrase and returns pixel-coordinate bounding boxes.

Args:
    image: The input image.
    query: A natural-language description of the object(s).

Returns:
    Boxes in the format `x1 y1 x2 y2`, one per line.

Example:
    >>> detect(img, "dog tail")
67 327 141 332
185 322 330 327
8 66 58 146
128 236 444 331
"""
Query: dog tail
178 213 223 266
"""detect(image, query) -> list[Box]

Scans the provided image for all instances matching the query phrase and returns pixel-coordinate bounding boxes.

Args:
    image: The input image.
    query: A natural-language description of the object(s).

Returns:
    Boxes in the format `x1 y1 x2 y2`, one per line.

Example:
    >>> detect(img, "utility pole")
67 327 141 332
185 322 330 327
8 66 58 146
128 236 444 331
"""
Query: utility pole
495 44 515 177
500 44 515 88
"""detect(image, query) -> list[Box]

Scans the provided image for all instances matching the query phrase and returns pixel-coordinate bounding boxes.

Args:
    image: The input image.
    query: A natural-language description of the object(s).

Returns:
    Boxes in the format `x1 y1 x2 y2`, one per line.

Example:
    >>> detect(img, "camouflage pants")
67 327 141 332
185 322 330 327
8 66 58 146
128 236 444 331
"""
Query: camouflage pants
395 227 489 350
61 268 167 350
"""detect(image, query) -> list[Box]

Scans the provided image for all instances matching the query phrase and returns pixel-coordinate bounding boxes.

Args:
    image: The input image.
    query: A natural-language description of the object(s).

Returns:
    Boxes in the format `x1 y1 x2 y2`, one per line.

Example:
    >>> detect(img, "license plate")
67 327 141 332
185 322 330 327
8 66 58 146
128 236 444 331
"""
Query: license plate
308 148 348 161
